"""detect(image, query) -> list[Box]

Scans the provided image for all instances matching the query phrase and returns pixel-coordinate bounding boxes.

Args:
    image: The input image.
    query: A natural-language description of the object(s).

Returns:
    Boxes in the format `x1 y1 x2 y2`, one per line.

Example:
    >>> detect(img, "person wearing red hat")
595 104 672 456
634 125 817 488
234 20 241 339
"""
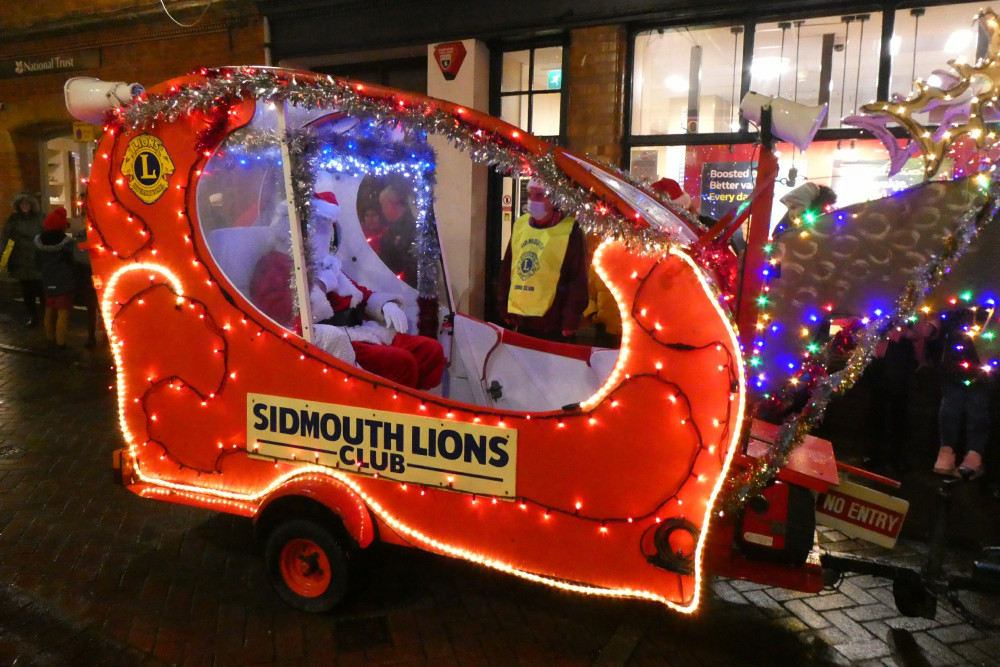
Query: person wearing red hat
650 177 693 211
250 184 444 390
34 207 77 350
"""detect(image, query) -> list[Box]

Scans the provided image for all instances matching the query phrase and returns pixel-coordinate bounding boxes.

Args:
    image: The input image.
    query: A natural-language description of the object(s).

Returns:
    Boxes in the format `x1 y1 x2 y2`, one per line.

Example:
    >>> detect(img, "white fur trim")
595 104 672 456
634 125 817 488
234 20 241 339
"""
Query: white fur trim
314 170 337 195
315 255 362 307
313 197 340 222
345 321 396 345
309 285 334 322
779 182 820 210
313 324 357 365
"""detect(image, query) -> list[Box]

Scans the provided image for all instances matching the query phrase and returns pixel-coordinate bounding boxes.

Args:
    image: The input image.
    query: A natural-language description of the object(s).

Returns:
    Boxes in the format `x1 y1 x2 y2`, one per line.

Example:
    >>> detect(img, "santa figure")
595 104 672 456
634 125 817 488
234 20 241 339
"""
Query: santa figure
250 180 445 390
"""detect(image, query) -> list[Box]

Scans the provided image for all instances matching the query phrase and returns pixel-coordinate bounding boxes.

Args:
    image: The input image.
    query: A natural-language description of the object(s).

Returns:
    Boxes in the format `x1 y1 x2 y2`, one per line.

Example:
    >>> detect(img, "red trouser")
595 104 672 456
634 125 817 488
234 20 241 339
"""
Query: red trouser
352 333 445 390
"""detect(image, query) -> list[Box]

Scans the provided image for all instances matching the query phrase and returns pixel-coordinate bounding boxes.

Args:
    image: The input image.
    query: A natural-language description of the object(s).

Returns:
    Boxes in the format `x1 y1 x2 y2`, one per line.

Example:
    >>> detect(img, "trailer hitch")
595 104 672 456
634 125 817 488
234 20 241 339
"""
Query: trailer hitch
820 477 1000 621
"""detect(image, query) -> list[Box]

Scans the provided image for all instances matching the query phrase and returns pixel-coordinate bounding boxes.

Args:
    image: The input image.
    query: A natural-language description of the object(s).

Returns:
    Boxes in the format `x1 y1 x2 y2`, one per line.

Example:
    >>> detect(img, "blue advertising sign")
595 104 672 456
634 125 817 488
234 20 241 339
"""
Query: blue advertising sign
701 161 756 220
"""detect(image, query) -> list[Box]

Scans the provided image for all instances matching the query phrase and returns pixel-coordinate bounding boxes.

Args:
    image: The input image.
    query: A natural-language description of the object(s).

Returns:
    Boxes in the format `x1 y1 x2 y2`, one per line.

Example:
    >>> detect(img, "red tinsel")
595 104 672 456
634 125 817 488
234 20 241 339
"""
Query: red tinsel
195 105 232 155
689 239 739 304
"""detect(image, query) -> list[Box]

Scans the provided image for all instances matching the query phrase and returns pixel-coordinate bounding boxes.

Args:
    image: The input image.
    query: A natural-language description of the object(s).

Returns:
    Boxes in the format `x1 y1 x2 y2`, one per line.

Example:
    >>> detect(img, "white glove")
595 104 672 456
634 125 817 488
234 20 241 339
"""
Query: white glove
309 284 334 322
315 269 338 293
382 302 407 334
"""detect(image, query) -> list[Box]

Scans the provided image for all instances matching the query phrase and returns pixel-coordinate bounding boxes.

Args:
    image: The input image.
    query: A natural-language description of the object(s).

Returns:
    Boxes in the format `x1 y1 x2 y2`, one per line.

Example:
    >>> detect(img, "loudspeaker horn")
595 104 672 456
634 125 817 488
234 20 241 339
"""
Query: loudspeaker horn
740 92 828 151
64 77 145 125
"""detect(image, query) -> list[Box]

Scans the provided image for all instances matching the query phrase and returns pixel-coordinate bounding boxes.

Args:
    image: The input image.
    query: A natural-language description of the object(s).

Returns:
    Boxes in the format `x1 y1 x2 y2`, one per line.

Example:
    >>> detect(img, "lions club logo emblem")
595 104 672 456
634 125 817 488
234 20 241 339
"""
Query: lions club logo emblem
516 250 539 281
121 134 175 204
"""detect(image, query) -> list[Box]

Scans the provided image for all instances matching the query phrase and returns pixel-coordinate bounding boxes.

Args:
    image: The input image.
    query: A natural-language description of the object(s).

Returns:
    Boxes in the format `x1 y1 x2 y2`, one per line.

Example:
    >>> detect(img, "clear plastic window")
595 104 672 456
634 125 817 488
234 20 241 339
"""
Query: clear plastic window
196 103 438 333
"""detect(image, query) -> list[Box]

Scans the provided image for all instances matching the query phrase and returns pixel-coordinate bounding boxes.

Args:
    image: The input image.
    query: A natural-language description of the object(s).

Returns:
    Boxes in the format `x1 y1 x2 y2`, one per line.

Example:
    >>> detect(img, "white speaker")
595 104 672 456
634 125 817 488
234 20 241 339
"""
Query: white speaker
740 92 828 151
64 77 145 124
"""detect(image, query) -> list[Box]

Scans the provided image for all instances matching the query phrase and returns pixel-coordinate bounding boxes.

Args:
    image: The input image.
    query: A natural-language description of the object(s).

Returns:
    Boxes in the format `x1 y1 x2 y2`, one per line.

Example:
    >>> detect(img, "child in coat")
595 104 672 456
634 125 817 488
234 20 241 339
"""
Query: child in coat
34 207 76 350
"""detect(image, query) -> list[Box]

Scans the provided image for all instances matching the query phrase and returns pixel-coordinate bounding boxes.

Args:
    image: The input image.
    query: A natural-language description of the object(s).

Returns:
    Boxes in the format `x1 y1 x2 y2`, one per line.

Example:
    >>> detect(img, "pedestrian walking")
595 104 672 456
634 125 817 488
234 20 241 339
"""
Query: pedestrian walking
34 207 76 351
0 193 45 326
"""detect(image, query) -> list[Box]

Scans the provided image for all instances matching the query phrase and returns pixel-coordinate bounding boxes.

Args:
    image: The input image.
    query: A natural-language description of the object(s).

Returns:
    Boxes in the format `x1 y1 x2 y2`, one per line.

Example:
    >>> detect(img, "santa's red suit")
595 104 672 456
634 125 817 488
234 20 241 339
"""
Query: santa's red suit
249 190 444 390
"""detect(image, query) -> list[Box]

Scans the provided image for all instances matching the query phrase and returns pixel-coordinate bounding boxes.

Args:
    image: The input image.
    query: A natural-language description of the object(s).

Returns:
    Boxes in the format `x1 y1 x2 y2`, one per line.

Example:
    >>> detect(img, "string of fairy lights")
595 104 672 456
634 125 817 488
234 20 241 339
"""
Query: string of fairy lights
94 47 1000 525
726 175 1000 505
107 255 741 527
110 66 688 254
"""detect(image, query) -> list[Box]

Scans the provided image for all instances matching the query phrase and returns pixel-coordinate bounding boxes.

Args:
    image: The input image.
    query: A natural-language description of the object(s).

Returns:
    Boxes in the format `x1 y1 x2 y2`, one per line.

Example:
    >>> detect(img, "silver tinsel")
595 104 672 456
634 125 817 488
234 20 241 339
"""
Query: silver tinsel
113 66 683 256
770 180 1000 477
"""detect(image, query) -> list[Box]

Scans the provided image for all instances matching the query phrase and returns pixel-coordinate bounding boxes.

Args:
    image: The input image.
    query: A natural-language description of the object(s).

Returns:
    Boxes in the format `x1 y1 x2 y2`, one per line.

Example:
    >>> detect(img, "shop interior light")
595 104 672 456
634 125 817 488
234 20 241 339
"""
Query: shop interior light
944 29 974 54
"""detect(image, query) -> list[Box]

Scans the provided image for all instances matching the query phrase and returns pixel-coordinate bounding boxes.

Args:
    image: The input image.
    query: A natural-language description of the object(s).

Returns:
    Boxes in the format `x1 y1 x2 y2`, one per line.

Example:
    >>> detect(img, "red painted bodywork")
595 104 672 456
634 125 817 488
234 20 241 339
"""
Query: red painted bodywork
90 67 835 610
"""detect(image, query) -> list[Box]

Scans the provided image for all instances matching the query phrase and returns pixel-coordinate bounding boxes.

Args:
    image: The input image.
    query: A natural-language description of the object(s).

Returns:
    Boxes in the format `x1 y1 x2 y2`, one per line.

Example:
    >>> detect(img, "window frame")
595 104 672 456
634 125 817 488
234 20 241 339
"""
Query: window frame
622 9 910 171
486 35 570 324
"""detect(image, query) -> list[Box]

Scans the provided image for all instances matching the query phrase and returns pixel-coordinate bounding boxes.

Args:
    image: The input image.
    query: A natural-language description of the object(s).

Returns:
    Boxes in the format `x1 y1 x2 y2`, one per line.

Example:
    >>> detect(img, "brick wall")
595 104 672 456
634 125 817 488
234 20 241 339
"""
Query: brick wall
0 5 263 214
566 25 626 166
1 0 239 35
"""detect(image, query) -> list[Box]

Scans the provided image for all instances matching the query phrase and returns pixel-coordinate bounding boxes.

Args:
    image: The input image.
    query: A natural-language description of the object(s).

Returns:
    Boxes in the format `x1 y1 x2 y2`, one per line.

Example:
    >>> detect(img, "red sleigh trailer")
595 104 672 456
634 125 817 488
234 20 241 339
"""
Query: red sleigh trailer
67 66 840 613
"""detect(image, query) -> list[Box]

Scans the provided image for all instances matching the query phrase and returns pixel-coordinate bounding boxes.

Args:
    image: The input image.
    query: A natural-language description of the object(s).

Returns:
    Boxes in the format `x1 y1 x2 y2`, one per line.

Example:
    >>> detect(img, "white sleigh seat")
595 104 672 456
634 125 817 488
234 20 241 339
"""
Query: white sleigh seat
452 314 619 412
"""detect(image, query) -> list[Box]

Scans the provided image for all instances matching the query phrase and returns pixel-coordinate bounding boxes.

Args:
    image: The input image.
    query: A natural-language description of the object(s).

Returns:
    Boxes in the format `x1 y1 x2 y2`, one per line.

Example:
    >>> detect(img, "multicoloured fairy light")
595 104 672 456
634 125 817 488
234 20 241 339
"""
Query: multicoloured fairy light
84 65 753 615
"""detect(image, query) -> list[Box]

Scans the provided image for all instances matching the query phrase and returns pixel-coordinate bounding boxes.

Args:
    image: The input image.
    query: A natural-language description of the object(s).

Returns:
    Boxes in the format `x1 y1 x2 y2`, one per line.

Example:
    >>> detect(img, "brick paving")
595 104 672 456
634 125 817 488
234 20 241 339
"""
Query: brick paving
0 288 998 665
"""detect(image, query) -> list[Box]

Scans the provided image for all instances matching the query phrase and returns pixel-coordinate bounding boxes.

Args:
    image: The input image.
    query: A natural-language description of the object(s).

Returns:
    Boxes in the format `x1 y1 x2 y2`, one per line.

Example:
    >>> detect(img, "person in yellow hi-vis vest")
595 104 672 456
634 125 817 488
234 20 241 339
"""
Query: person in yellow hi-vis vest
498 179 588 341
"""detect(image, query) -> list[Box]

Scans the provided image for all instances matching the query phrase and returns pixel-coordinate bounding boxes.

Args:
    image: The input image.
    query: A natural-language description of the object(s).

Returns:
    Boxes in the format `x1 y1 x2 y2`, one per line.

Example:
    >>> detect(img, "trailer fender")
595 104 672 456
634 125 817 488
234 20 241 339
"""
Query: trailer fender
255 475 376 549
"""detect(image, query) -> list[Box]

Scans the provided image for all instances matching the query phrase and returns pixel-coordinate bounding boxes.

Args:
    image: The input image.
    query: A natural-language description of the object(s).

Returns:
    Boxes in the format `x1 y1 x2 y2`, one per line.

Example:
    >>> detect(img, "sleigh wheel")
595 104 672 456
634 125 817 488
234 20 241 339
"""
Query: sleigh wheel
265 518 350 612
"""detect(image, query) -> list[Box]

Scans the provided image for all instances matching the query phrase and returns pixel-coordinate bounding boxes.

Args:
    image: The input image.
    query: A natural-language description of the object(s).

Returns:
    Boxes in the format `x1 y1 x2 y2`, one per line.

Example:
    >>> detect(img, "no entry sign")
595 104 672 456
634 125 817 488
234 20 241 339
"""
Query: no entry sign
816 481 909 548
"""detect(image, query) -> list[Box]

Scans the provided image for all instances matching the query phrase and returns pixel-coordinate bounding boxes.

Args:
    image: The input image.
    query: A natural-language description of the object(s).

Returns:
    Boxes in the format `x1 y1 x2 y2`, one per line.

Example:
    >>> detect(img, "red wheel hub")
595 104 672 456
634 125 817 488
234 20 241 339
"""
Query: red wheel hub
280 538 331 598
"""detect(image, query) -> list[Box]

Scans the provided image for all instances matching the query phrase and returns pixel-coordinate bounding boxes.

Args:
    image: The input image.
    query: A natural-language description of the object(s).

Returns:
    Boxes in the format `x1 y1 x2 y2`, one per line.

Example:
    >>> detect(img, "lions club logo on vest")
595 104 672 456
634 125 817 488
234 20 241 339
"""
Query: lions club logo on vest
121 134 175 204
516 250 540 281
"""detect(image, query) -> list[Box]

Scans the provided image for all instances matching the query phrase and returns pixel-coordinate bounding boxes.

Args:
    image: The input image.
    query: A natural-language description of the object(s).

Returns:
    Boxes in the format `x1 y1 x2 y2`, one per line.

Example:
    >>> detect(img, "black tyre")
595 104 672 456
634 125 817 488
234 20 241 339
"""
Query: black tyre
264 517 350 613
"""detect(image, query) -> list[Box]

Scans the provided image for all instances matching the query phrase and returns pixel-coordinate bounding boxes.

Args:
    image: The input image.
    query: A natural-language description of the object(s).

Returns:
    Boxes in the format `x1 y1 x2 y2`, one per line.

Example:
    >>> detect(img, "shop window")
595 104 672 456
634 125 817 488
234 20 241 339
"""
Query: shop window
43 136 93 213
490 44 567 323
631 25 746 136
890 2 987 126
499 46 563 138
751 13 882 130
628 136 978 234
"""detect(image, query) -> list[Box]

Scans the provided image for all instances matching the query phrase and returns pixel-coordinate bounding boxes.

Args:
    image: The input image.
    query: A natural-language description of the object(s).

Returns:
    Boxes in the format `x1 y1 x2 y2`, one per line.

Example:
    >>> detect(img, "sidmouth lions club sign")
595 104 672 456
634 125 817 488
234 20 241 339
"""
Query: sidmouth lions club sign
248 393 518 497
0 49 100 79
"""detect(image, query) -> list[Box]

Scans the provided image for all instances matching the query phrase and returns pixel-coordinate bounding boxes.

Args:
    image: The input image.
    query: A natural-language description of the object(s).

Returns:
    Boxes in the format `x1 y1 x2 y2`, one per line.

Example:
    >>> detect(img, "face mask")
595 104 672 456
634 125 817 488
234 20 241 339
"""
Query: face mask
526 200 549 220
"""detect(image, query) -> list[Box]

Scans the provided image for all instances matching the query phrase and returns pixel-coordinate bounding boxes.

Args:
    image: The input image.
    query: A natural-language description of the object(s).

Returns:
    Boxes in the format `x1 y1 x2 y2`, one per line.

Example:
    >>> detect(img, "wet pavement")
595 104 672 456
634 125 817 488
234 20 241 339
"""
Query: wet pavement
0 285 998 666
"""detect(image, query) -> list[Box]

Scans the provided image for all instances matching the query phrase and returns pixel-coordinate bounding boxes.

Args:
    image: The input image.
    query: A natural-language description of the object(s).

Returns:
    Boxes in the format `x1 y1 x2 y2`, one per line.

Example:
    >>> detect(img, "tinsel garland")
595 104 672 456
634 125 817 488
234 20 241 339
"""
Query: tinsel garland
109 66 687 256
724 182 1000 507
109 65 1000 510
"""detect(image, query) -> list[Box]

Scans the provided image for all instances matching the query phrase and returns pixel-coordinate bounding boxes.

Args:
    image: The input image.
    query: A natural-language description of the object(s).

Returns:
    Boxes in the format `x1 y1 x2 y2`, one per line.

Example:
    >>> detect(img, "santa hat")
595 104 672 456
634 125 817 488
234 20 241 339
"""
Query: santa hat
43 207 68 232
651 178 691 209
313 189 340 221
313 170 340 220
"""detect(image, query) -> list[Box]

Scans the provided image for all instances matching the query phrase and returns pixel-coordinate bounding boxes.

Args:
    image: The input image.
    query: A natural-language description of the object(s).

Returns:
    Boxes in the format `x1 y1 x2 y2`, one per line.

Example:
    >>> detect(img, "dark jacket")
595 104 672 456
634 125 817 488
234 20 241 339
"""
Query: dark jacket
1 194 44 281
35 231 76 297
